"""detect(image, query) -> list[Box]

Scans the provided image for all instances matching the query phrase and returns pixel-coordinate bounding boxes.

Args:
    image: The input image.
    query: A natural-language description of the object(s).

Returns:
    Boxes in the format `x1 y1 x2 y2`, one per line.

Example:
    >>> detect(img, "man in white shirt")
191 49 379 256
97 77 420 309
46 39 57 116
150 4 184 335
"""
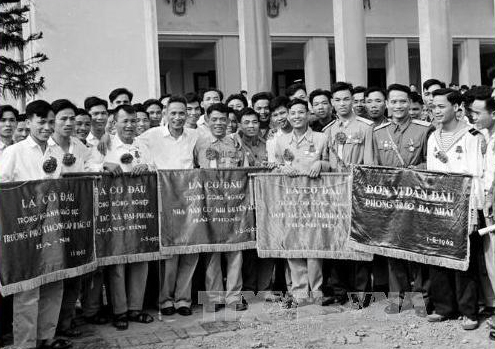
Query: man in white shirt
0 105 18 160
426 88 483 331
468 88 495 323
0 100 72 349
48 99 91 339
84 97 109 147
137 96 200 316
87 104 153 330
196 88 223 133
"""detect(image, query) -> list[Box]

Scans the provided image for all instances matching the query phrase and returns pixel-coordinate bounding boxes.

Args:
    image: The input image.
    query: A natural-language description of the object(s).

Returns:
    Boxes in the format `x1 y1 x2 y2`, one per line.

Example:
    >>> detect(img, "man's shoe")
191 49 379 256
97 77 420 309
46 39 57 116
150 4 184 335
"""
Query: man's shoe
160 306 175 316
384 303 401 314
84 312 109 325
39 338 73 349
55 328 82 338
322 295 347 306
427 313 447 322
228 298 248 311
461 316 478 330
177 306 192 316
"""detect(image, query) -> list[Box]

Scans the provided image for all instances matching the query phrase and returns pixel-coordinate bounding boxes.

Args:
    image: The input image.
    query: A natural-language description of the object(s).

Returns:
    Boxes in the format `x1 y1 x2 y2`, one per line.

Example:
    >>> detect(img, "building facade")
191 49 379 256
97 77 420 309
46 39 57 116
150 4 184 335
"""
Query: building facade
11 0 495 105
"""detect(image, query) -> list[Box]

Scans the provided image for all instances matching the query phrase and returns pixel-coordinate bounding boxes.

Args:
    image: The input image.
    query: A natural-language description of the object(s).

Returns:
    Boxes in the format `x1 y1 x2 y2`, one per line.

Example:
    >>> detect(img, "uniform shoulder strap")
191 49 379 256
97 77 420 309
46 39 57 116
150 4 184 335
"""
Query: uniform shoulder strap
356 116 374 126
411 119 431 127
373 122 390 131
468 127 481 136
322 119 336 132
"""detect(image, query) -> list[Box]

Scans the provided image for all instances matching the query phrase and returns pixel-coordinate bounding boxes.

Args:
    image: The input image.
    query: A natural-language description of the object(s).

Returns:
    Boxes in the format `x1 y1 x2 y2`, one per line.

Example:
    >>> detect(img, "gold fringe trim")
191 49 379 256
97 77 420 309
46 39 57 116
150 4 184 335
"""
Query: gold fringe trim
256 249 373 260
347 240 469 271
160 241 256 254
0 261 97 296
96 251 171 267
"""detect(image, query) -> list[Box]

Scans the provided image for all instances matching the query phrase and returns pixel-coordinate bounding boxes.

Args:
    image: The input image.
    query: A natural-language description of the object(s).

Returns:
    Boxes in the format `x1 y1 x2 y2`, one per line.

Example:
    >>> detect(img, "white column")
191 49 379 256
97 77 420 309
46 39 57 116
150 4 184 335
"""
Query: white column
304 37 331 92
216 37 241 95
237 0 272 96
332 0 367 85
418 0 452 85
143 0 160 98
385 38 410 85
457 39 481 86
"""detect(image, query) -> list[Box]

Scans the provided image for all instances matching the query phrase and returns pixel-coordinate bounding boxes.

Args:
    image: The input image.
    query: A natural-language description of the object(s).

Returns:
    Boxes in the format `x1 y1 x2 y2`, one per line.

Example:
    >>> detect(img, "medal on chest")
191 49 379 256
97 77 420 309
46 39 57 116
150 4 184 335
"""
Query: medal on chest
43 156 58 174
434 147 449 163
335 131 347 145
62 153 76 166
283 148 295 165
455 145 463 160
408 138 415 153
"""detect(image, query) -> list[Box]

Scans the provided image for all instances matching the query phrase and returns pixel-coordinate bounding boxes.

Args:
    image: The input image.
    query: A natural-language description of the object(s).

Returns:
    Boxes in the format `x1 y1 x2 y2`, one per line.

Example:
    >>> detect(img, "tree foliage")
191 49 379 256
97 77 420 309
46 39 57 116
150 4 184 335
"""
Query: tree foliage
0 0 47 99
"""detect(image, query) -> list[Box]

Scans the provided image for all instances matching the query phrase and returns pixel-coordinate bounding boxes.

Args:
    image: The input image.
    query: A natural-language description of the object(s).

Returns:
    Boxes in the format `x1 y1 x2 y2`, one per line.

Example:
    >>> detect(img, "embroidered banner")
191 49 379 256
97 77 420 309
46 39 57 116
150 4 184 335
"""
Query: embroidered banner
253 173 372 260
94 173 162 265
0 177 97 296
348 165 472 271
158 169 258 254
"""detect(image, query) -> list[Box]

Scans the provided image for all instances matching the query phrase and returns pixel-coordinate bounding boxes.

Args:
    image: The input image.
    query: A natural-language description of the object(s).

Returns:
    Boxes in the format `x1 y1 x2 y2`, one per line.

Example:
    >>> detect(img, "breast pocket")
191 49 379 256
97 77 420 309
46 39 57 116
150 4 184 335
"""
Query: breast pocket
377 141 393 151
402 140 421 153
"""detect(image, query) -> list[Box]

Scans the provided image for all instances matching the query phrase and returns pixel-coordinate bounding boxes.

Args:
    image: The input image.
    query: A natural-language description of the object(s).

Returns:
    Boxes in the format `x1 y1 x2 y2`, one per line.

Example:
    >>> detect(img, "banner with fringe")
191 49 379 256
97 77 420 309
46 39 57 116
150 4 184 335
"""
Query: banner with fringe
253 173 372 260
158 168 258 254
0 177 97 296
95 173 163 266
348 165 472 271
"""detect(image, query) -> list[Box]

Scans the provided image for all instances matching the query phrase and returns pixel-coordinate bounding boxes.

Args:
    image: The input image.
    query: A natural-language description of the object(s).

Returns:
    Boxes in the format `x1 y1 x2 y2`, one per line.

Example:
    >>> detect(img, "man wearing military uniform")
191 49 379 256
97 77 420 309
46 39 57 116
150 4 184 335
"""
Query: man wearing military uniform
365 84 434 317
322 82 374 305
274 98 330 306
194 103 249 312
232 107 280 301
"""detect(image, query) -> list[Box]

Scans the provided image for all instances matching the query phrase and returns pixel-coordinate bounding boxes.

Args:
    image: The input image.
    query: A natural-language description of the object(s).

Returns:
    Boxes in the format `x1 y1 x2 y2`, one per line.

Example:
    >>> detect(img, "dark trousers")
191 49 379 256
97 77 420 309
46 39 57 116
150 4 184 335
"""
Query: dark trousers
429 232 481 320
57 276 82 331
328 260 371 296
242 250 275 293
388 257 430 306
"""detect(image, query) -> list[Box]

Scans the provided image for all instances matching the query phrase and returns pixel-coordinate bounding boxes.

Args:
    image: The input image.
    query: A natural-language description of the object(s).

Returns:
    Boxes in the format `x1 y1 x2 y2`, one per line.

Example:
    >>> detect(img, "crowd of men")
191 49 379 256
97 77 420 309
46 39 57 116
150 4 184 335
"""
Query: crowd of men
0 78 494 349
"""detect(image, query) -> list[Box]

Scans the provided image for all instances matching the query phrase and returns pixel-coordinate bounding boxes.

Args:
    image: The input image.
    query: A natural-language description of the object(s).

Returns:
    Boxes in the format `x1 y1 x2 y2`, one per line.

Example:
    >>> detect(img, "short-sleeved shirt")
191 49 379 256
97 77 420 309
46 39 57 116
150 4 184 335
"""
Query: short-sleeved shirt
367 117 433 168
137 125 198 170
323 115 373 170
47 136 91 174
194 133 247 169
232 133 268 166
0 135 62 182
274 127 329 172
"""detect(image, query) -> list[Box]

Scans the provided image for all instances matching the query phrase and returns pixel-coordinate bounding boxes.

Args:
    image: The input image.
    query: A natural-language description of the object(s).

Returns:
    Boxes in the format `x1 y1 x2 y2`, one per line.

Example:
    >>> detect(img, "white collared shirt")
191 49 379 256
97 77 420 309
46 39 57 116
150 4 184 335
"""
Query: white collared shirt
48 136 91 174
0 139 13 161
0 135 62 182
136 125 198 170
86 132 100 148
427 126 484 211
86 135 151 173
483 133 494 195
197 114 206 126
